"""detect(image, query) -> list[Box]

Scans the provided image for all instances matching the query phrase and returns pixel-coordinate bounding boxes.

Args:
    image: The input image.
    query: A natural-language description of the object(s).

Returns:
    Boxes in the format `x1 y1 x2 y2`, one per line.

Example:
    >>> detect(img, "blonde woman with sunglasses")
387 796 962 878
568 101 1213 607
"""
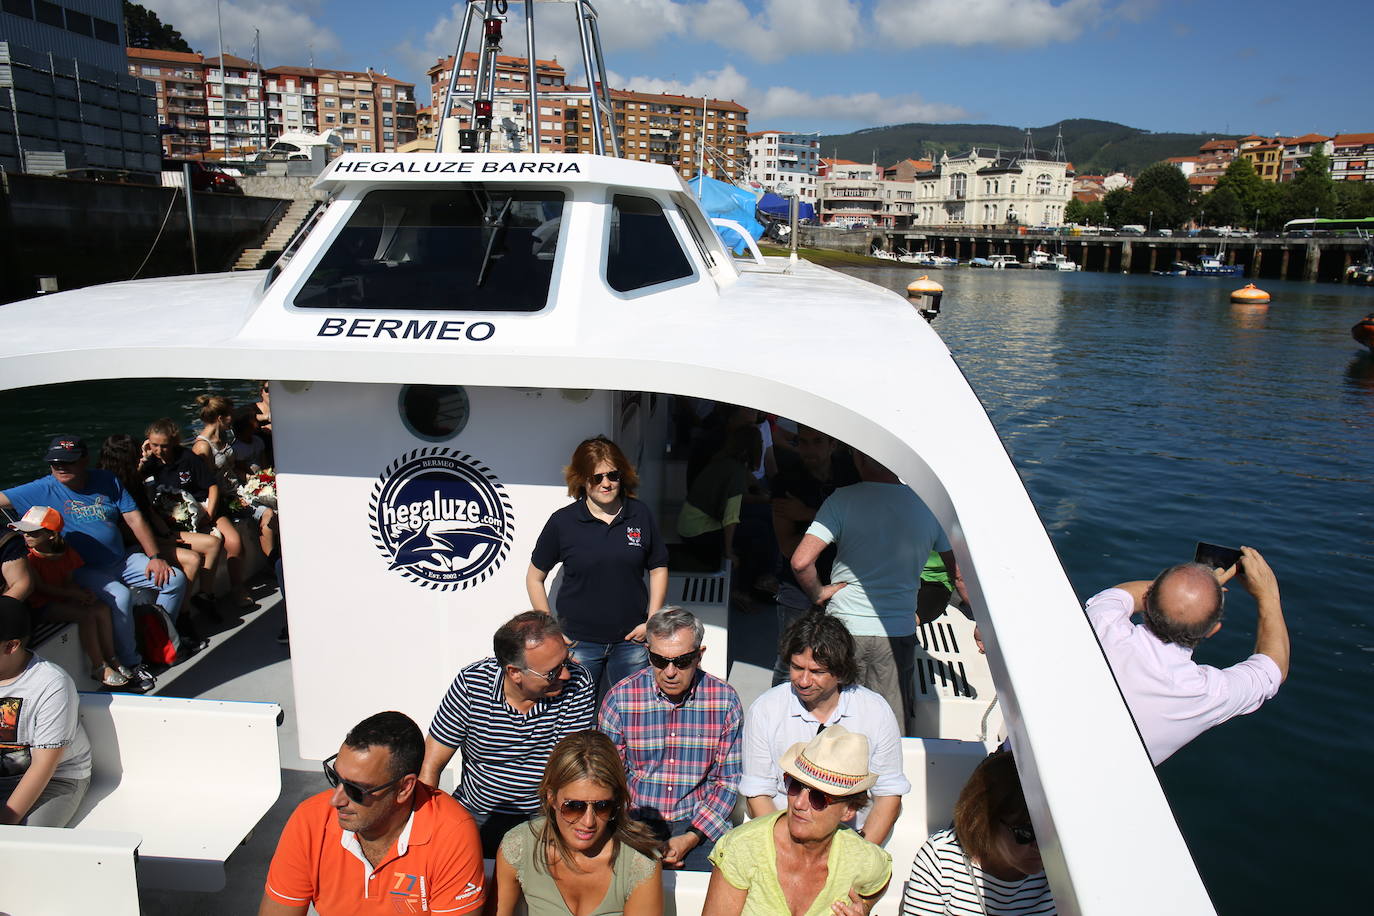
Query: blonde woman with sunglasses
487 730 662 916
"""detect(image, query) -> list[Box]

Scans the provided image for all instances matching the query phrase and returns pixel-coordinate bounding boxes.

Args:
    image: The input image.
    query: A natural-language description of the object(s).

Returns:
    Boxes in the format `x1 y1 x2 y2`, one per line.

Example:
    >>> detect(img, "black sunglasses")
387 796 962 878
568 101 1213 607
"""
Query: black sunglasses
785 774 838 810
1005 822 1036 845
520 659 570 682
587 470 622 485
323 753 405 804
558 798 616 820
648 648 701 670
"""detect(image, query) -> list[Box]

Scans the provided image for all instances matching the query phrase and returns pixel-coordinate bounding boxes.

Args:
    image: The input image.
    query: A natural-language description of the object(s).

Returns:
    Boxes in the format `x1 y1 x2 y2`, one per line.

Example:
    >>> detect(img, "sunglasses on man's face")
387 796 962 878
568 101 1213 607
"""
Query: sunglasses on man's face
520 658 570 682
557 798 616 821
1005 821 1036 846
323 753 405 804
648 648 701 670
785 774 838 810
587 470 622 485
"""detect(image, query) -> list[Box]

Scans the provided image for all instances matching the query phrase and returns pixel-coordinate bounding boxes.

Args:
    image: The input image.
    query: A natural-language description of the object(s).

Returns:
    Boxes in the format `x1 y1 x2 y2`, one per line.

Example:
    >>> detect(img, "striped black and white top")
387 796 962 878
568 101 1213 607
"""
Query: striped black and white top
428 657 595 818
902 828 1056 916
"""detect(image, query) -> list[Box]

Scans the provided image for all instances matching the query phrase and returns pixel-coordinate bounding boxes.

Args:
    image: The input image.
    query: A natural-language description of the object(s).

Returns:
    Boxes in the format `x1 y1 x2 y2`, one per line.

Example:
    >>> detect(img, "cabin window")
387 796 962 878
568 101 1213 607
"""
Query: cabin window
294 187 565 312
399 385 470 441
606 195 694 293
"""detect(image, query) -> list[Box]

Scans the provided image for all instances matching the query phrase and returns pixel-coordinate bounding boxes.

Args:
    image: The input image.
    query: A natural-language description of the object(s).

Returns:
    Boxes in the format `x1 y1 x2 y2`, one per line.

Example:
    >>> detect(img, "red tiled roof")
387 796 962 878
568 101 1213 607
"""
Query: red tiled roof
204 54 257 69
1285 133 1330 144
1166 156 1200 163
1333 132 1374 146
822 158 861 166
1200 139 1238 151
127 47 203 64
428 53 564 77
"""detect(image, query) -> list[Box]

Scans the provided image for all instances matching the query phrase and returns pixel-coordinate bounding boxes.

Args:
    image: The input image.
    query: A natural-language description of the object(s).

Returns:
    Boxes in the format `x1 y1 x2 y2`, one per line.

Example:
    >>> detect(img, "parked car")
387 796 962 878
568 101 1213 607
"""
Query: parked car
1119 224 1146 235
162 159 243 194
1156 228 1174 237
54 167 160 186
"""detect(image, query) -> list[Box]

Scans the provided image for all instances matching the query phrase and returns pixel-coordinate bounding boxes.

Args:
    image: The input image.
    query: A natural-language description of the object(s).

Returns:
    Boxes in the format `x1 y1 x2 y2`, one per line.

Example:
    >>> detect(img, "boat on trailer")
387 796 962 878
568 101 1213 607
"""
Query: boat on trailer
0 2 1214 913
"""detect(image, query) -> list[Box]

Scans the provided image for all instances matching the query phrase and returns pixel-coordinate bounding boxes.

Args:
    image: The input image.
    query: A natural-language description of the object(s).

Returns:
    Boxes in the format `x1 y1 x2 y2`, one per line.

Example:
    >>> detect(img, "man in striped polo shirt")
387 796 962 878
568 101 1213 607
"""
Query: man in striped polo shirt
598 606 742 871
420 611 595 856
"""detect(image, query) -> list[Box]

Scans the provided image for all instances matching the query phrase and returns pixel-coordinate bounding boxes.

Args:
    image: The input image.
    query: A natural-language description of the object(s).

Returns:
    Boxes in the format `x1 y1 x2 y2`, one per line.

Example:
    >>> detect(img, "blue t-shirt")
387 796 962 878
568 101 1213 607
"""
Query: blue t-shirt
805 482 949 637
4 470 136 568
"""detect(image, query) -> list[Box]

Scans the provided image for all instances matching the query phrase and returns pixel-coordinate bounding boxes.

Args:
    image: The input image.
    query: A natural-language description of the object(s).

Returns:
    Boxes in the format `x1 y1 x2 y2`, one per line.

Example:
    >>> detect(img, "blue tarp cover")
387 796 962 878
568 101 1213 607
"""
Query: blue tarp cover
757 192 815 222
687 174 764 254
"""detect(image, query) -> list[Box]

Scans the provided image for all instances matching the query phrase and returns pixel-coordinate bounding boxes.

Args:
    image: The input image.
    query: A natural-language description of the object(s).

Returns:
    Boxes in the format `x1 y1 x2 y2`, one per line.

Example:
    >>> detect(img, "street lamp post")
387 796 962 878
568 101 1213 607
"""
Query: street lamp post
1147 210 1153 235
1254 208 1260 232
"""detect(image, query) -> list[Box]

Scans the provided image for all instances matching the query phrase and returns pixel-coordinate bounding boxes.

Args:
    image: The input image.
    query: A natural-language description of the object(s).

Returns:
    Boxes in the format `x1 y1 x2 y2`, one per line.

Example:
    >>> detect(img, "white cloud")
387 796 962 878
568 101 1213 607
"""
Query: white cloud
616 65 966 132
154 0 341 66
871 0 1106 48
691 0 862 62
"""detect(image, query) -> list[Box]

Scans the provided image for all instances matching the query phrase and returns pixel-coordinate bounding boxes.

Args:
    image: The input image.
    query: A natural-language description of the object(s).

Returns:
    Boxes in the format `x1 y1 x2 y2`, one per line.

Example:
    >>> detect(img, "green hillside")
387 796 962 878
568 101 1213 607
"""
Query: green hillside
819 119 1235 176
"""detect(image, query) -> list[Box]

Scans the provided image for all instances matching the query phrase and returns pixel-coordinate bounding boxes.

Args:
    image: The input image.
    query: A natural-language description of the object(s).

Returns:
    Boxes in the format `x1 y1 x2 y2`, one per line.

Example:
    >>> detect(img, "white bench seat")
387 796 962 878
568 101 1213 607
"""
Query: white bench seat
73 692 284 891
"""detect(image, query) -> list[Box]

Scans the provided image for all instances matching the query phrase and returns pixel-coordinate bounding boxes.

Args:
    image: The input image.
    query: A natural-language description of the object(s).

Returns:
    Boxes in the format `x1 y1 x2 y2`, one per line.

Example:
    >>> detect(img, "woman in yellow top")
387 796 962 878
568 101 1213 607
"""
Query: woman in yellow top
704 726 891 916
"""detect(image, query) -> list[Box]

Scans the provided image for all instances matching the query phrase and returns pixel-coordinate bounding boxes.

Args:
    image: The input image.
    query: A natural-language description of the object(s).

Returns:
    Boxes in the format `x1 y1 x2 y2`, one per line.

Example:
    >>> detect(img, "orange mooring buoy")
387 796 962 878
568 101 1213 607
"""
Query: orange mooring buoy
1230 283 1271 304
907 275 943 322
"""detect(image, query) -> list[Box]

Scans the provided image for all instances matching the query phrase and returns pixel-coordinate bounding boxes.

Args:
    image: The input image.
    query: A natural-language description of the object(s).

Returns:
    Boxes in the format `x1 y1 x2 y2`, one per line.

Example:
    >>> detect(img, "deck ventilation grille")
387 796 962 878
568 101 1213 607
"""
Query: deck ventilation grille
917 620 961 654
676 575 726 606
916 658 975 698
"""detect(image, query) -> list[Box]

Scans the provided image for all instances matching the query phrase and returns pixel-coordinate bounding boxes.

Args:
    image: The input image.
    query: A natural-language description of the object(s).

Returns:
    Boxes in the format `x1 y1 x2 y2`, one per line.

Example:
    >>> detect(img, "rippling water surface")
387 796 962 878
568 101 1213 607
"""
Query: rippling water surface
0 268 1369 912
851 266 1374 914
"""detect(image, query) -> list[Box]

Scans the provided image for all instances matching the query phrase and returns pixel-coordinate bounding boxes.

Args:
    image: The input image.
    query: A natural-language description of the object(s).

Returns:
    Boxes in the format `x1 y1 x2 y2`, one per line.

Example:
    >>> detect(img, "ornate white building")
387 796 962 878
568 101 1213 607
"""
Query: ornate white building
911 147 1073 228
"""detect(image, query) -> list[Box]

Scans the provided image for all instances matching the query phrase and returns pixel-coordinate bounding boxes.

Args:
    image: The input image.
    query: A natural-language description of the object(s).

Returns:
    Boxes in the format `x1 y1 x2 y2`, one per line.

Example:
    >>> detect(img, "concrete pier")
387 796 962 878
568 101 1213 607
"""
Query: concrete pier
797 224 1371 284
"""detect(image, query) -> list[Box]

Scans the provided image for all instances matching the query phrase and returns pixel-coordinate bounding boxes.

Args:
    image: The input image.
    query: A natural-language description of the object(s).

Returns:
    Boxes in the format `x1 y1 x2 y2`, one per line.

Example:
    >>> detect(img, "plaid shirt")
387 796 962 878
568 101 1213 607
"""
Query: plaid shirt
598 667 742 841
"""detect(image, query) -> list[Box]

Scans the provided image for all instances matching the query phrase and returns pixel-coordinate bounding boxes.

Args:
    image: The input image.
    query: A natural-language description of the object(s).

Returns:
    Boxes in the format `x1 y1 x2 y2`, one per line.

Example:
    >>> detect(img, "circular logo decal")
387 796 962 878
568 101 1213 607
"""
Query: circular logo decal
370 448 515 590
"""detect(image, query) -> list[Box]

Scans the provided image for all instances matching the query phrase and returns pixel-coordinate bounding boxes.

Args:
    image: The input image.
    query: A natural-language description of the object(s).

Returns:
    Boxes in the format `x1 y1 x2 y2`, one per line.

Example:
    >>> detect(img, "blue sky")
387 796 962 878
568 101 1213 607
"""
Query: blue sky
161 0 1365 138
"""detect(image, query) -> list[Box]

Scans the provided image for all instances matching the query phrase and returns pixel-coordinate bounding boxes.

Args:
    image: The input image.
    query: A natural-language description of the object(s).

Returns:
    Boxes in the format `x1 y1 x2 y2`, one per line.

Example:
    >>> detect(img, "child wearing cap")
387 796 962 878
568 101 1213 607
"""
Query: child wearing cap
12 507 130 689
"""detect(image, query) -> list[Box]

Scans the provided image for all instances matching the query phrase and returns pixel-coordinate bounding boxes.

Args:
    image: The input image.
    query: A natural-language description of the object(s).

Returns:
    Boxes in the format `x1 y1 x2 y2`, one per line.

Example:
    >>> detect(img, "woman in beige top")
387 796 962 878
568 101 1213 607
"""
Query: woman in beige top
487 731 662 916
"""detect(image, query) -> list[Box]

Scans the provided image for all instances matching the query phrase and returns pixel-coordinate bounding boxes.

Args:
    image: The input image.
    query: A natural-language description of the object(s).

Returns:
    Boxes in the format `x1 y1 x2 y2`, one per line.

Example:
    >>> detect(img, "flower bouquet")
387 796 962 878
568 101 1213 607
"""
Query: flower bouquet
152 485 209 533
239 468 278 510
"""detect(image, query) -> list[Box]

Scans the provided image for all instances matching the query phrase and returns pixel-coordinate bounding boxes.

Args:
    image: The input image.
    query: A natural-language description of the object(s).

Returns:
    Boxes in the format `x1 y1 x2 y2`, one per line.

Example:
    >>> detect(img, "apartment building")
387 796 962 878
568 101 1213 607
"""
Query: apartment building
1237 135 1283 182
1279 134 1331 182
816 159 883 227
427 53 565 153
126 47 207 157
746 130 820 202
564 89 748 180
1331 133 1374 183
884 158 934 182
257 66 416 154
204 54 264 155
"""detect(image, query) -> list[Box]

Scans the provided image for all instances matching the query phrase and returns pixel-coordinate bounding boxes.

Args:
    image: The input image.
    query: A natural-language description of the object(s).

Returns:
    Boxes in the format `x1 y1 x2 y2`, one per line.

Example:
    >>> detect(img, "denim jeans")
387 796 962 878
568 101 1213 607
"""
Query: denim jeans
568 638 648 693
73 552 189 667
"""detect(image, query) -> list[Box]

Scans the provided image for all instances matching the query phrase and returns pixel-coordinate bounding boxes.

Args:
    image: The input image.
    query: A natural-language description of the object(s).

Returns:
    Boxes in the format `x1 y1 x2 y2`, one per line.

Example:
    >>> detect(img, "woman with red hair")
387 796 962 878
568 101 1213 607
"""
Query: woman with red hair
526 437 668 691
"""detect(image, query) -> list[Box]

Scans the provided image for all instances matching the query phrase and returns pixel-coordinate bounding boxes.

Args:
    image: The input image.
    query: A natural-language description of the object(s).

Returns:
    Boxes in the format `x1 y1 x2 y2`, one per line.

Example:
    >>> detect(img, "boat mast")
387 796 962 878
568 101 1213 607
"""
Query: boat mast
435 0 620 156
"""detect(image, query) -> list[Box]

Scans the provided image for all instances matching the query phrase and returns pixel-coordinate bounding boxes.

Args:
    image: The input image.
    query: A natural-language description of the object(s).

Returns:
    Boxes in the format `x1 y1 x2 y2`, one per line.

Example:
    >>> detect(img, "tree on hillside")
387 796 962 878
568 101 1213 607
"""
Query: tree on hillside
1102 187 1131 227
1282 150 1337 224
1065 197 1105 226
124 2 193 52
1120 162 1191 229
1335 181 1374 219
1213 157 1267 218
1198 186 1242 228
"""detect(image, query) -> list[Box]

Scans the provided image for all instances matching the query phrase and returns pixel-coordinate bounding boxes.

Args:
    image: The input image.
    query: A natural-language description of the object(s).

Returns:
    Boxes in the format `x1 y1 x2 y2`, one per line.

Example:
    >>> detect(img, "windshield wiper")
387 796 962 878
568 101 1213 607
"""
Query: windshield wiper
476 196 513 288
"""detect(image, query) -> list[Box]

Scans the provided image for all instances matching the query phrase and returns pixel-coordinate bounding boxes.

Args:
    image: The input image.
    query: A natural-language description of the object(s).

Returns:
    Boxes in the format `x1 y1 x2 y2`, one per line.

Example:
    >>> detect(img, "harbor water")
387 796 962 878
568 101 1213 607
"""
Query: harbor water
0 268 1369 913
854 266 1373 914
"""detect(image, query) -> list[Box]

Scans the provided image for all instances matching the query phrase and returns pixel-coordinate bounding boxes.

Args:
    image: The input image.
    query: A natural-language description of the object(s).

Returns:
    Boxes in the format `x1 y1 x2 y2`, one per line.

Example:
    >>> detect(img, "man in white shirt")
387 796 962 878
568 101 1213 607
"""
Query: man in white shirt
1086 545 1289 764
739 611 908 845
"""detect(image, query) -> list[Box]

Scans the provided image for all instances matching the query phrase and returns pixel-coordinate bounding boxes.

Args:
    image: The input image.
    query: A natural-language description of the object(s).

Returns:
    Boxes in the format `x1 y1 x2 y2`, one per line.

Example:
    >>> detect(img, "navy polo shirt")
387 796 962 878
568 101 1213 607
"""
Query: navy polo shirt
531 497 668 643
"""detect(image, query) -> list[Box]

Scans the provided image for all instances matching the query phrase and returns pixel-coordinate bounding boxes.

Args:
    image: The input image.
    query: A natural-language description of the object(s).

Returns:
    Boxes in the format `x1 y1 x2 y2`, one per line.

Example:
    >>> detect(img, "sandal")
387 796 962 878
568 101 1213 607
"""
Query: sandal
93 664 129 688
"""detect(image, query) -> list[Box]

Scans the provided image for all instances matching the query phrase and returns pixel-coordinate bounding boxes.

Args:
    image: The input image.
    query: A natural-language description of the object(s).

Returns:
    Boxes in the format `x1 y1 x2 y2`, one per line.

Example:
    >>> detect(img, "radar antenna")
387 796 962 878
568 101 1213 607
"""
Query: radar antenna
435 0 620 157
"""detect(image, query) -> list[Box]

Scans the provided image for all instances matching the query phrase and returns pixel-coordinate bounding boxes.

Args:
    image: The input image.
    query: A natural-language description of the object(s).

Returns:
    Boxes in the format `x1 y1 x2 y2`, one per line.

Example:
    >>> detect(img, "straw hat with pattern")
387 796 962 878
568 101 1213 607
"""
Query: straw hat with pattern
779 724 878 795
